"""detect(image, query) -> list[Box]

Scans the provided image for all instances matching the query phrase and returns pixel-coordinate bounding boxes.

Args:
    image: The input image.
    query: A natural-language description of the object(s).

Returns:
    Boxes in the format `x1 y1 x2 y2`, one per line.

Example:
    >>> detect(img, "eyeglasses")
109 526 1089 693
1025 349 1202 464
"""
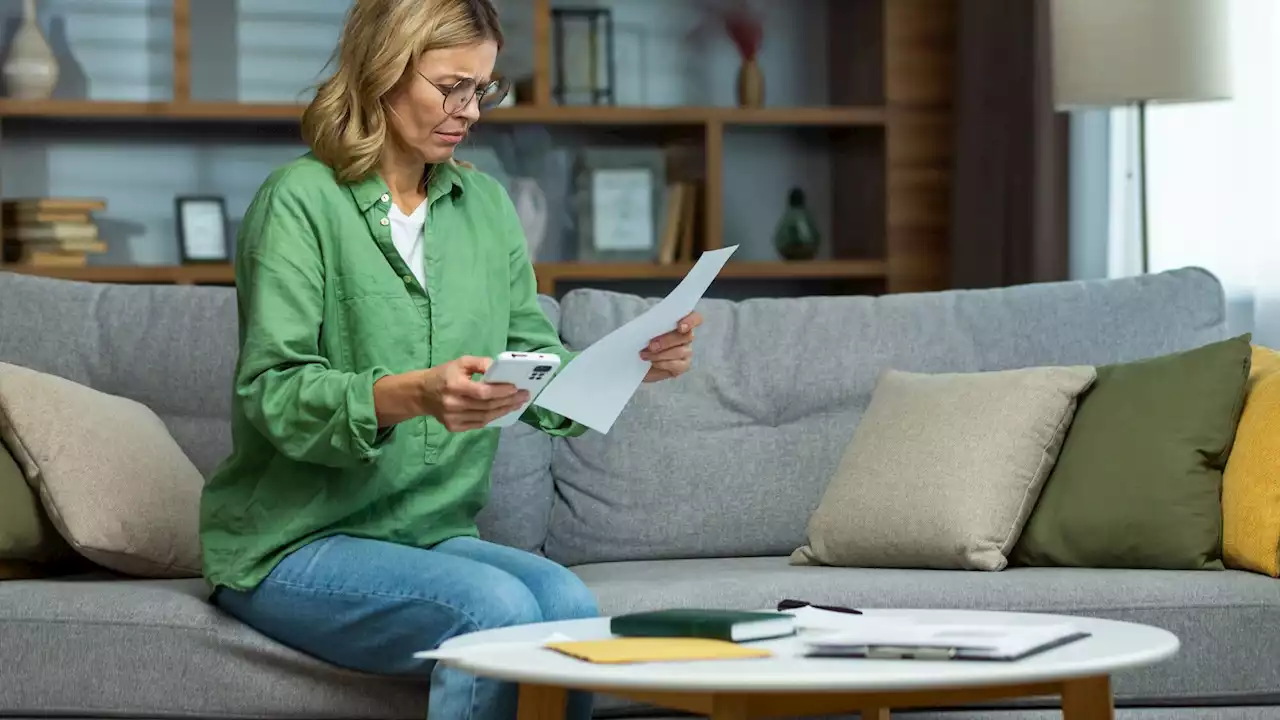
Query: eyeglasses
417 72 511 115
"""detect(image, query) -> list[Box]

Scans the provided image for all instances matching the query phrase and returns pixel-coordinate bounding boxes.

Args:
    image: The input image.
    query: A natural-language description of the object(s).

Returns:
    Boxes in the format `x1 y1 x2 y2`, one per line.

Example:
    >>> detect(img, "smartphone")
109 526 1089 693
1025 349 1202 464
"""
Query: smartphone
480 351 562 428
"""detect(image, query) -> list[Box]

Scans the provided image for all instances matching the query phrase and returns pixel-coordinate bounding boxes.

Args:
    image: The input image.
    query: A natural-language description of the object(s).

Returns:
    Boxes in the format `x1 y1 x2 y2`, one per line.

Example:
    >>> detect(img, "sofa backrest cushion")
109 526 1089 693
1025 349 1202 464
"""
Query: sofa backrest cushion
545 267 1229 566
0 272 560 554
474 296 565 553
0 274 238 477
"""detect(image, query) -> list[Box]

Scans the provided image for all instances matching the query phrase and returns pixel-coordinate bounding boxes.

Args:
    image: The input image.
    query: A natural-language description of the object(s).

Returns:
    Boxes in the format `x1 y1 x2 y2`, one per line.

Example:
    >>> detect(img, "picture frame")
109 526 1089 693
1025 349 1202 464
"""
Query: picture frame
572 148 667 262
174 195 230 264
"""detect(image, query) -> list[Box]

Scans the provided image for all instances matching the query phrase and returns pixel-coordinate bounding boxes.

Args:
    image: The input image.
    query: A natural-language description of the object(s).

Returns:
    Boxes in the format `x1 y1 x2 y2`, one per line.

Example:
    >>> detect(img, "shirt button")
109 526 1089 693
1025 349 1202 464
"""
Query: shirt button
380 217 389 226
381 193 390 202
403 275 413 284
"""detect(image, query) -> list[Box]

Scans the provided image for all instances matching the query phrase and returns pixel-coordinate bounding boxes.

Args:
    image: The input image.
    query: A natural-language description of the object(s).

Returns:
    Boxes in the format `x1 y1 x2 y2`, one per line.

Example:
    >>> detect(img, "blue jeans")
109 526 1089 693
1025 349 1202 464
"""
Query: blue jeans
213 534 599 720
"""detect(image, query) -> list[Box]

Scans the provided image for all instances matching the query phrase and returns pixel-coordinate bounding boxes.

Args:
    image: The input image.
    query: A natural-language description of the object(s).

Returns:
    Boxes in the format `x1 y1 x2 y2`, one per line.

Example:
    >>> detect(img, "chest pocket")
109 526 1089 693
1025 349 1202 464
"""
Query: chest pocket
332 271 428 374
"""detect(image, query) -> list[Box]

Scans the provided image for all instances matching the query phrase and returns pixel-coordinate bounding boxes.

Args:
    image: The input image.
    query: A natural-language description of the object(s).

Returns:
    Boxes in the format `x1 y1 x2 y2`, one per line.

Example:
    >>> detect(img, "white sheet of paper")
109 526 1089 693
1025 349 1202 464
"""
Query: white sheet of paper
803 620 1083 657
532 245 739 434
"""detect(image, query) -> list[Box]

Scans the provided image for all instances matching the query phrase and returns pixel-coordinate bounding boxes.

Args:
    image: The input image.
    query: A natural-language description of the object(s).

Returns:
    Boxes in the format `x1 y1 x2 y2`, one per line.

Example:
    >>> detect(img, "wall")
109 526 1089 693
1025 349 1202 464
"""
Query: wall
1066 109 1110 281
0 0 837 272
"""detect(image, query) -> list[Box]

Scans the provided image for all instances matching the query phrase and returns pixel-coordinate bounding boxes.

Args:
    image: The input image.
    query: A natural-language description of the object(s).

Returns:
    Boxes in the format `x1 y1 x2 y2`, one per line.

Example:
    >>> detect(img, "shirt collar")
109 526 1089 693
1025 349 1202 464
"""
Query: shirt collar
349 162 465 212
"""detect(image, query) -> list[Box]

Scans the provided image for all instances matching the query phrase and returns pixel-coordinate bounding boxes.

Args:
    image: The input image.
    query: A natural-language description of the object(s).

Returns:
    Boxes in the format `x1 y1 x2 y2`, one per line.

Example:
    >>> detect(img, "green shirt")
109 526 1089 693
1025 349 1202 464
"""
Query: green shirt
199 153 586 591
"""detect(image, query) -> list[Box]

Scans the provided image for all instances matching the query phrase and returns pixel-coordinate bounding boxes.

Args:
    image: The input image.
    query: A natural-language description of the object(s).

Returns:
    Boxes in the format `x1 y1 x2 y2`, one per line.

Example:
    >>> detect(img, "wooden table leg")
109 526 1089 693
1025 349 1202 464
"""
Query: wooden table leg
710 695 749 719
516 684 567 720
1061 676 1114 720
861 708 891 720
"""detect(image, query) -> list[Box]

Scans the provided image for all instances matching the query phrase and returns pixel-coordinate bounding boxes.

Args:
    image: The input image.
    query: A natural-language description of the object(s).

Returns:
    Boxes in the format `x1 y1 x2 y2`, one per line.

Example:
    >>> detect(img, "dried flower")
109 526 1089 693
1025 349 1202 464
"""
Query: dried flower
689 0 764 61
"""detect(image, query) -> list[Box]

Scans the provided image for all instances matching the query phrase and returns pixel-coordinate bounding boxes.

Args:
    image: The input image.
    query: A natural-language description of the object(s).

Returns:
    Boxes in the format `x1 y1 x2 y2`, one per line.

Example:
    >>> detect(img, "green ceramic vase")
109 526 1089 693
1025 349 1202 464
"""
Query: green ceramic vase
773 187 819 260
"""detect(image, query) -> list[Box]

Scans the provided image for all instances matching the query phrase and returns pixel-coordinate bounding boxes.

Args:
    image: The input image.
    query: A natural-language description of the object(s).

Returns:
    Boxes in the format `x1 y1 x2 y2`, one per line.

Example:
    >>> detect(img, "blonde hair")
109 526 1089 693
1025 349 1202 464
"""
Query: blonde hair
301 0 503 183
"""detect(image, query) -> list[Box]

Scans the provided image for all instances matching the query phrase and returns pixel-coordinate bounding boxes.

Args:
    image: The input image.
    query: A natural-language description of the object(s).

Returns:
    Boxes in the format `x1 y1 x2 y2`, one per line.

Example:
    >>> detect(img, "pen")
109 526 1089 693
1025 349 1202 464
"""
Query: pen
776 599 863 615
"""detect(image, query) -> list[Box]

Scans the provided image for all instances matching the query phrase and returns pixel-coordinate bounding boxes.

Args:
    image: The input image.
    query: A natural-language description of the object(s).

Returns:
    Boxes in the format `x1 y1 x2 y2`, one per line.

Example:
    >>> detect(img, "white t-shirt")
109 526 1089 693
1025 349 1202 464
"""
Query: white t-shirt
389 200 427 289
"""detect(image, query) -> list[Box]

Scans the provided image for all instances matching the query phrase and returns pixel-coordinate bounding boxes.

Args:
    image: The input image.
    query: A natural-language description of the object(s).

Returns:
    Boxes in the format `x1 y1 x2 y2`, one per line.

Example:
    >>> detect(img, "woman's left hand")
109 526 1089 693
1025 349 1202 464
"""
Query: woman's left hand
640 311 703 383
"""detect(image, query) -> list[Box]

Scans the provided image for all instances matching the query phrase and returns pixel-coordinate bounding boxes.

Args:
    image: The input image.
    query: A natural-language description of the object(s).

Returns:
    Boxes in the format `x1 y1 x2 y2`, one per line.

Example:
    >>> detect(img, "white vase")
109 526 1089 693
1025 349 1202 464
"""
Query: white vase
511 177 548 260
2 0 58 100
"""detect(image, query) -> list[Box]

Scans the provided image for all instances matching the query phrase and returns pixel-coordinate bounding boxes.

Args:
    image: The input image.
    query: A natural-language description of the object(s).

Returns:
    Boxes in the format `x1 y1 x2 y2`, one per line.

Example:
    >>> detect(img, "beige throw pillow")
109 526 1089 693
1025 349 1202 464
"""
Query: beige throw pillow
791 366 1096 571
0 362 204 578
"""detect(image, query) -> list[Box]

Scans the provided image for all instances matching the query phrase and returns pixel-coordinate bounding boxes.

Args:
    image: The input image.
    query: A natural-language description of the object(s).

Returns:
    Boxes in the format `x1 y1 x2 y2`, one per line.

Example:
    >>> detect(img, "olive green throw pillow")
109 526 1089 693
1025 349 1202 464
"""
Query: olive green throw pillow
1012 334 1253 570
0 437 74 566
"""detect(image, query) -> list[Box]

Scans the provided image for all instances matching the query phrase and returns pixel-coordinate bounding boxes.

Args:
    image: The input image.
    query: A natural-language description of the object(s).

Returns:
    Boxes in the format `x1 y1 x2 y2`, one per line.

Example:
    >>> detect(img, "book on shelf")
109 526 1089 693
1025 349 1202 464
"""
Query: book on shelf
1 197 107 267
656 181 700 265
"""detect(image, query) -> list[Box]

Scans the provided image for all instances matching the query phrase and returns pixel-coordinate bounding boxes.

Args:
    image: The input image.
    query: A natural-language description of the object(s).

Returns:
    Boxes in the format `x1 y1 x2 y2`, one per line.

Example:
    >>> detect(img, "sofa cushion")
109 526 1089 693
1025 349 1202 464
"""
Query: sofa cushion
0 272 562 555
0 436 73 566
547 268 1228 566
0 362 205 578
6 566 1272 720
0 273 238 477
1013 335 1252 571
1223 345 1280 576
791 365 1095 571
0 576 430 720
474 296 565 553
573 556 1280 707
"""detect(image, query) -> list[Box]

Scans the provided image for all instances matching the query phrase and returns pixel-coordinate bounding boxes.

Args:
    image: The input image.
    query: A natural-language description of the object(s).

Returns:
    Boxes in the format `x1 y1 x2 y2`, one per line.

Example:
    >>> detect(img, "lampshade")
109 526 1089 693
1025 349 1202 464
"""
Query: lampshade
1051 0 1233 108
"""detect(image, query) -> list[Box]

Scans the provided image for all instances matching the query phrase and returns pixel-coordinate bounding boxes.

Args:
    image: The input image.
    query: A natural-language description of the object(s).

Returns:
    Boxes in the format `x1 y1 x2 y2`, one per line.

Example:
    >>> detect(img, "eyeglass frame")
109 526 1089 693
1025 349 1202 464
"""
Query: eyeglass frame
416 71 510 115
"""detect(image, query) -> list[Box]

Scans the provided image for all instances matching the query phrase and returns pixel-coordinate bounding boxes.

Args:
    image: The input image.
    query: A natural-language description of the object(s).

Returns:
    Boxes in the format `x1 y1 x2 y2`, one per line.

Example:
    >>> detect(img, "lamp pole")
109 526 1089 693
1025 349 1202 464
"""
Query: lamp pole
1137 100 1150 274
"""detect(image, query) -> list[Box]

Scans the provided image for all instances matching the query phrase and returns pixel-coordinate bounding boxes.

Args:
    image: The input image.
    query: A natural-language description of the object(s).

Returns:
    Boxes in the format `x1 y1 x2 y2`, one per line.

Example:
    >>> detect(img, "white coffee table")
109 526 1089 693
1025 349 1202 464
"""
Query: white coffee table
431 609 1178 720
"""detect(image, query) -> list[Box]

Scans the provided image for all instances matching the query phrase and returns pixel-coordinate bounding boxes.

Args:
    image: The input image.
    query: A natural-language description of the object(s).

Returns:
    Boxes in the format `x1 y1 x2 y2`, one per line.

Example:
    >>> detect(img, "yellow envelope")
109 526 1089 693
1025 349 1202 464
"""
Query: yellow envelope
545 637 772 664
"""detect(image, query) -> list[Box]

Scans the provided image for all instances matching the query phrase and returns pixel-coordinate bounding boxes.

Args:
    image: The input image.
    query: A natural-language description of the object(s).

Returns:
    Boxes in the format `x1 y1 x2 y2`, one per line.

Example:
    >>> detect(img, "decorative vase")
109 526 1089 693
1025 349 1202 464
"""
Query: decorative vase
511 177 548 260
2 0 58 100
774 187 819 261
736 56 764 107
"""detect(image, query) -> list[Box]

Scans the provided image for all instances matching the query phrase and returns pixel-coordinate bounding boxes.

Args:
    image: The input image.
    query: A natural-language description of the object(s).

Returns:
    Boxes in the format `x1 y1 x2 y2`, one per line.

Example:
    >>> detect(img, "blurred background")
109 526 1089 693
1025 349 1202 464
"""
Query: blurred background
0 0 1274 345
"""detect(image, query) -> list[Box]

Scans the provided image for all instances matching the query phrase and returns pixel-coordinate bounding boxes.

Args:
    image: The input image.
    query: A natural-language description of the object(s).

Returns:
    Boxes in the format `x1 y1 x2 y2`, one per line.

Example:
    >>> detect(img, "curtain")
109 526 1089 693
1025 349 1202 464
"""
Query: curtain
1107 0 1280 346
950 0 1070 289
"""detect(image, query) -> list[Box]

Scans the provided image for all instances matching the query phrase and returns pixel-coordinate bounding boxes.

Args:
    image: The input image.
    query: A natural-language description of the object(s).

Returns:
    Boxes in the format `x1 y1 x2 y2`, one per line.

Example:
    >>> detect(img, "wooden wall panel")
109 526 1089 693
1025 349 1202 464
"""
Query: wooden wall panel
828 0 885 106
884 0 955 293
885 0 954 106
827 0 887 264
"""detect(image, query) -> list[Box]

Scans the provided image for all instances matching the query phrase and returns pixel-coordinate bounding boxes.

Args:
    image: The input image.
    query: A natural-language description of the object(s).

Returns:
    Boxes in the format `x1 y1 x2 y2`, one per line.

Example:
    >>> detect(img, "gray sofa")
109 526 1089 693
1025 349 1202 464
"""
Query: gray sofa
1 267 1277 720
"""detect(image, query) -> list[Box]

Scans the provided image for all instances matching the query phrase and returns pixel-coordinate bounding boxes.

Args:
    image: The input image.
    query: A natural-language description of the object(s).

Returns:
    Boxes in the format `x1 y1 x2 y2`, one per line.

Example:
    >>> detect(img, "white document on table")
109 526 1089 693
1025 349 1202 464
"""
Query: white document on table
803 620 1088 660
532 245 738 434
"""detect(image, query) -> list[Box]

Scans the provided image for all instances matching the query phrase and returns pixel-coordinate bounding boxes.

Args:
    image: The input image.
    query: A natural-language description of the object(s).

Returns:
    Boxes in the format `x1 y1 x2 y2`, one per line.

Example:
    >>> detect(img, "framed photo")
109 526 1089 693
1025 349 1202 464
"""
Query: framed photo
572 148 666 262
174 196 230 263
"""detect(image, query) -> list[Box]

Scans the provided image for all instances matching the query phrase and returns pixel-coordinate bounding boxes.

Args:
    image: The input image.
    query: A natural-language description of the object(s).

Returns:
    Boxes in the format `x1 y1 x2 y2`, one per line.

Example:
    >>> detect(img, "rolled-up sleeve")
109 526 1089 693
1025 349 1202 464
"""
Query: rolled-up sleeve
234 185 395 466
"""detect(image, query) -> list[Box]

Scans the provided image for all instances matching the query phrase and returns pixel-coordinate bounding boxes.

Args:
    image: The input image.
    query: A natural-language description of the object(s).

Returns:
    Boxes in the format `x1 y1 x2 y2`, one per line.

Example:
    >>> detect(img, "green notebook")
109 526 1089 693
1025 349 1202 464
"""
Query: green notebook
610 609 797 643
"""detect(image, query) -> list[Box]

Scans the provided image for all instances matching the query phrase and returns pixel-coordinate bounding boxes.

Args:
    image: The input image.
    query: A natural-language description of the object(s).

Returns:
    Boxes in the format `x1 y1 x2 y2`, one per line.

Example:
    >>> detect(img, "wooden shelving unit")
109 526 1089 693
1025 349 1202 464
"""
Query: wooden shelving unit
0 0 955 297
0 99 891 127
0 258 890 294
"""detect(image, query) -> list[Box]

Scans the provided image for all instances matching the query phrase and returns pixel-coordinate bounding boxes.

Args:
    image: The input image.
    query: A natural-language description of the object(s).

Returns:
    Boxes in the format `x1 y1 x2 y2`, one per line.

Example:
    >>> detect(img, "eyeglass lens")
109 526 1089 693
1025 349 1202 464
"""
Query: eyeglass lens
444 78 510 114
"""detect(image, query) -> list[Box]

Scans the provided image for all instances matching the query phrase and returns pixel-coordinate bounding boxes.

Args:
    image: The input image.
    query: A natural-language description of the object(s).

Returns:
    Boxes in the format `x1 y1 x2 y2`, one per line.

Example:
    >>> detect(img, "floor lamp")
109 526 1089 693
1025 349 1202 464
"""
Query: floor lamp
1050 0 1233 274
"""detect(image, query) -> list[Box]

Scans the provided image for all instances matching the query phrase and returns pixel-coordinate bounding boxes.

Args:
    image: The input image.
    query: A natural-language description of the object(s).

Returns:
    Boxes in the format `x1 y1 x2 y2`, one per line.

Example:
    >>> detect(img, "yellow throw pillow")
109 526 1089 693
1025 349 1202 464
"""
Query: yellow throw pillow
1223 345 1280 576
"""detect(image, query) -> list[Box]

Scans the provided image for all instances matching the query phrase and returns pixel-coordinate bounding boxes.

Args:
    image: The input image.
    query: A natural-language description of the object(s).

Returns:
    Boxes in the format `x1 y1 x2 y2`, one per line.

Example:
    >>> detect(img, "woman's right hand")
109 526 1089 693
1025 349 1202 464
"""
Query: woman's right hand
421 356 529 431
374 356 529 432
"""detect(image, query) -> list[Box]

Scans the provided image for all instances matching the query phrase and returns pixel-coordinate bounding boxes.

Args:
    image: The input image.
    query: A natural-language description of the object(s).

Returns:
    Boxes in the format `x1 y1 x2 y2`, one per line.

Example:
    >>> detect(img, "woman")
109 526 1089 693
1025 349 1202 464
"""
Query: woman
198 1 701 718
